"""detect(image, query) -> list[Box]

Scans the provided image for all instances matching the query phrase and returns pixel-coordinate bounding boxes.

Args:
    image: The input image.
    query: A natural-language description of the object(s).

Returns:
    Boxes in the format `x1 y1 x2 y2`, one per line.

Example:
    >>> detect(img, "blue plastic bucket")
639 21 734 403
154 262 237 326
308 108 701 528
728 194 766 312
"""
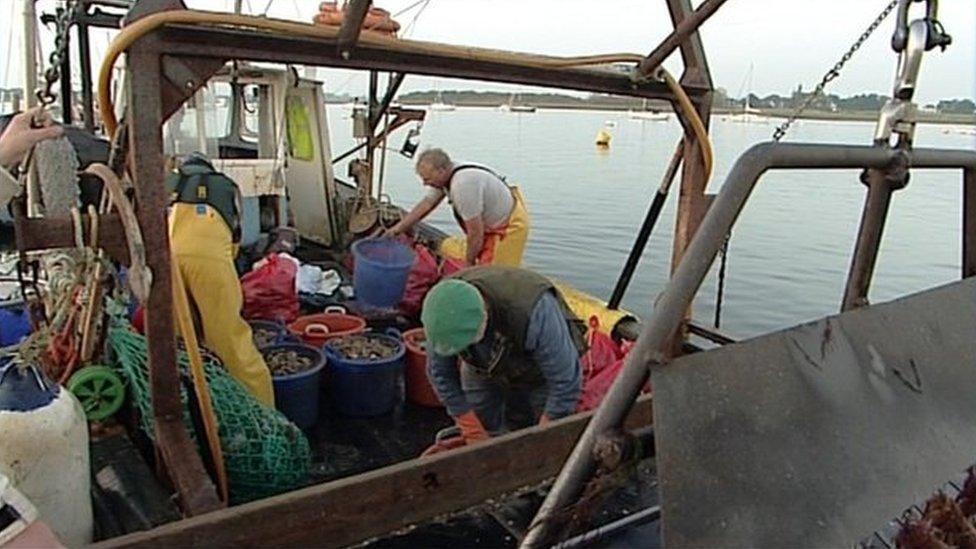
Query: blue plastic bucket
323 330 405 417
351 238 415 308
262 343 326 429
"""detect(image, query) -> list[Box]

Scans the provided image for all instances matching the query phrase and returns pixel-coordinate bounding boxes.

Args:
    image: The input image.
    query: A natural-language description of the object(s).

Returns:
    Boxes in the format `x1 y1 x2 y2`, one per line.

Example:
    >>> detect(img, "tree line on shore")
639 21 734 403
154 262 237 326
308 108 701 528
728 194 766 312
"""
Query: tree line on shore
325 88 975 116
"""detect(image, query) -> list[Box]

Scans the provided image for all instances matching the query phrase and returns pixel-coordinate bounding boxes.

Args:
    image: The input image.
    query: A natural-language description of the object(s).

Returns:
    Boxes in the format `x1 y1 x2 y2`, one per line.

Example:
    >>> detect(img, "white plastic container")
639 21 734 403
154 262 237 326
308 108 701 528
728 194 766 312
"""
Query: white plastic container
0 364 92 546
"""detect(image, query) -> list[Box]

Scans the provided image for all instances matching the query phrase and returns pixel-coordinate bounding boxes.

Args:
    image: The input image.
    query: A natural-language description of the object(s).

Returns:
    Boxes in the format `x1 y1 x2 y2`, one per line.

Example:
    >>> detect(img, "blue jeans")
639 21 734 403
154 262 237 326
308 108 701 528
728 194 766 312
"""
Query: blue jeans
461 363 548 436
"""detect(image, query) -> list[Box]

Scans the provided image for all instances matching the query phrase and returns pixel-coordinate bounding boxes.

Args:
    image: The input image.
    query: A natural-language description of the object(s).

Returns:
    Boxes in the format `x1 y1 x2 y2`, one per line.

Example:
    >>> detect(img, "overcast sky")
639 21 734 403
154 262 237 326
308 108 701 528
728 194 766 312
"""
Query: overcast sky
2 0 973 105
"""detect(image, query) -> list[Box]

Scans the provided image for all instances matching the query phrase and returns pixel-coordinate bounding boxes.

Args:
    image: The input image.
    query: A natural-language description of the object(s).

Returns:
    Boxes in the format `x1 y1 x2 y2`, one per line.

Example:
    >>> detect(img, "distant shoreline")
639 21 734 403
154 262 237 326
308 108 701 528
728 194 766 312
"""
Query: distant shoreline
328 99 976 126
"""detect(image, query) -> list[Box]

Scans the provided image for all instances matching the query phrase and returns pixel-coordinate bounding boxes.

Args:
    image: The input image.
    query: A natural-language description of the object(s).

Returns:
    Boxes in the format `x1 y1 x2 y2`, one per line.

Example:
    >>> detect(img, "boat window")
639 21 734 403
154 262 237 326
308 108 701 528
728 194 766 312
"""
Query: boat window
161 85 221 158
162 81 280 161
241 84 262 139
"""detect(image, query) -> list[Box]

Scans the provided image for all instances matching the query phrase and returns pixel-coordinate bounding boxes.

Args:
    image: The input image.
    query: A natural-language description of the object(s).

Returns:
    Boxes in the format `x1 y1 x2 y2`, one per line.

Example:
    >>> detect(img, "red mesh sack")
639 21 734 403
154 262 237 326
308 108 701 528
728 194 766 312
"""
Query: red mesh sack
399 243 440 316
240 253 299 323
440 256 465 277
577 317 634 412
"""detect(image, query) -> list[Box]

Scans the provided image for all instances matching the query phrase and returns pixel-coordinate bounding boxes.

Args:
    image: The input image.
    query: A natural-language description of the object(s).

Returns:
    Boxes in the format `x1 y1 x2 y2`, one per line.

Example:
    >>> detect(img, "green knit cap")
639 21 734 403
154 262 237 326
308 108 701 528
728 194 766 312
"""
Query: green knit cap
421 279 486 356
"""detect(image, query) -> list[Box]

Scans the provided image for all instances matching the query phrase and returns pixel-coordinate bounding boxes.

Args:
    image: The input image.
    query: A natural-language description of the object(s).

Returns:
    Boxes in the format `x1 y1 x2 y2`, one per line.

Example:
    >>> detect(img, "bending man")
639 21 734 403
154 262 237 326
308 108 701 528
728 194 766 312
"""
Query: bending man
420 266 584 454
167 153 274 406
384 148 529 267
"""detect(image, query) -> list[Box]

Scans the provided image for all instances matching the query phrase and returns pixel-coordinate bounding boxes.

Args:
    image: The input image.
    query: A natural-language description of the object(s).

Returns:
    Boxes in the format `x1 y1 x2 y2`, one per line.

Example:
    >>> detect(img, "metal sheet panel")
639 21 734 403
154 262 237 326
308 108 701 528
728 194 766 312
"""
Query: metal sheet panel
653 278 976 548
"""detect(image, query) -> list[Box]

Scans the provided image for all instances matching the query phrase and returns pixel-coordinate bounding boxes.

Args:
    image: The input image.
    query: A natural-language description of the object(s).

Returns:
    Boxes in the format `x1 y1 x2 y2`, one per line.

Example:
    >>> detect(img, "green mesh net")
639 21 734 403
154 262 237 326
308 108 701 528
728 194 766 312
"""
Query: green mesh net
107 326 311 504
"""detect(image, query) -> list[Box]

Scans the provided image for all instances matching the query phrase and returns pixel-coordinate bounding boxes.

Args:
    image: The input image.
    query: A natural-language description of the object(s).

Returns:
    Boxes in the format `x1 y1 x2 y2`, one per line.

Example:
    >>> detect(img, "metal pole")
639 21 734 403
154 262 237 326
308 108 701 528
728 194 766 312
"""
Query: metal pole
964 168 976 278
78 20 95 133
365 70 379 195
840 167 902 311
521 143 976 548
370 72 405 129
127 44 222 515
22 0 38 108
552 506 662 549
608 140 684 309
637 0 728 77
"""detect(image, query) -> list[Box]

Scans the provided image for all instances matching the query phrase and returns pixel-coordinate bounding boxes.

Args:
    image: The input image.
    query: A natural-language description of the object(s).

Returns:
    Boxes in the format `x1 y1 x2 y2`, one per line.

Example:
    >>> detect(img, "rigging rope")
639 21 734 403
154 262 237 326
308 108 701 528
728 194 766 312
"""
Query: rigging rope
400 0 433 37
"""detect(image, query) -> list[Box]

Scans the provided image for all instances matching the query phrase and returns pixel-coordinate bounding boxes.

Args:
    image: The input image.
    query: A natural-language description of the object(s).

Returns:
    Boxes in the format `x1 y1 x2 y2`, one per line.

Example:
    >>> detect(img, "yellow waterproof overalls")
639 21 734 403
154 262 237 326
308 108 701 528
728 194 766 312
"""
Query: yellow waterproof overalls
168 173 275 406
438 166 530 267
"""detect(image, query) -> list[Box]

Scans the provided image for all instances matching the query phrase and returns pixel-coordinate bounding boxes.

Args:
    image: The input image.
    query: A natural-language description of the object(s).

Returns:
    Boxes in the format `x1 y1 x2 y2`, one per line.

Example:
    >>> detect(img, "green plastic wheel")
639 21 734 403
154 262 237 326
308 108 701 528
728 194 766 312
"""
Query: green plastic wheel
68 365 125 422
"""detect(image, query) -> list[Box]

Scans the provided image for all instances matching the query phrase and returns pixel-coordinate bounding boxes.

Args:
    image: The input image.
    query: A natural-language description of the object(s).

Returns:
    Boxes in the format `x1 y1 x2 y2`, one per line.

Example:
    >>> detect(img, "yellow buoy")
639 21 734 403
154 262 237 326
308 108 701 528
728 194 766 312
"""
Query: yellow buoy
595 128 612 147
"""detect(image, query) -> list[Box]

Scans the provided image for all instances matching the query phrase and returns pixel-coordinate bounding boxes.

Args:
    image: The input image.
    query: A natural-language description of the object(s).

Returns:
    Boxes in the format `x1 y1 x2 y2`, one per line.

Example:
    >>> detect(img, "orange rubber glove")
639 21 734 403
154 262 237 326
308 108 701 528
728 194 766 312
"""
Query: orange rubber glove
420 436 467 457
456 410 490 443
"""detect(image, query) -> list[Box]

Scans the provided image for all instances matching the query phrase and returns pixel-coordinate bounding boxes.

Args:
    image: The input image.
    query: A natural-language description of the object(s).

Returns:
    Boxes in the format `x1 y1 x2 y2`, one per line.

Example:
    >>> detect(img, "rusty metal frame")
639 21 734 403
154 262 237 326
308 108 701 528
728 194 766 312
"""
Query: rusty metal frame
125 41 223 516
665 0 715 356
131 27 707 102
638 0 728 78
15 0 726 530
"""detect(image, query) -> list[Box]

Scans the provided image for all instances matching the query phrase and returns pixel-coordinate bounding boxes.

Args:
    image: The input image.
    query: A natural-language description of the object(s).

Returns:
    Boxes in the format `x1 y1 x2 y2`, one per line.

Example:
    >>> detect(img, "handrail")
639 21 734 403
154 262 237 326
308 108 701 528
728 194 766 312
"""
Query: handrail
522 142 976 547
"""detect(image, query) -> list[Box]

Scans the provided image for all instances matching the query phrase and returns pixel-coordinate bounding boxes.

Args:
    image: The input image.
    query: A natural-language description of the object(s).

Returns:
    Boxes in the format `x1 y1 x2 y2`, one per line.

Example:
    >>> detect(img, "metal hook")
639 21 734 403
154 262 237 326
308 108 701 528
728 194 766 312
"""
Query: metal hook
873 0 951 148
892 0 950 53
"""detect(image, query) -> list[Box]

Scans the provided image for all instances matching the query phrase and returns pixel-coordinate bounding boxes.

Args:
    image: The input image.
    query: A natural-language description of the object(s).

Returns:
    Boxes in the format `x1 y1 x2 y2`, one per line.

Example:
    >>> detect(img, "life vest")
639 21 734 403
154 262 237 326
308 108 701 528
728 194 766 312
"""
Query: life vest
450 266 587 385
165 159 242 243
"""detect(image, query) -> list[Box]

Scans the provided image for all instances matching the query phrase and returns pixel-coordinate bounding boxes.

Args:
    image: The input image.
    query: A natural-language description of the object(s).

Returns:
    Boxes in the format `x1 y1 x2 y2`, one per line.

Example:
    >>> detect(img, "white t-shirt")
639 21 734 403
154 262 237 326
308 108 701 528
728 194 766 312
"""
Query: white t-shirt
426 164 514 228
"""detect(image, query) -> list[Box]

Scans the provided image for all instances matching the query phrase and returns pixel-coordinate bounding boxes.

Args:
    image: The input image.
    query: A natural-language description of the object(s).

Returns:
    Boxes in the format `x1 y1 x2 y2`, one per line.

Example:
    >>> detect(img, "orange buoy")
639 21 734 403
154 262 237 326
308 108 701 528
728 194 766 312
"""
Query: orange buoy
314 2 401 36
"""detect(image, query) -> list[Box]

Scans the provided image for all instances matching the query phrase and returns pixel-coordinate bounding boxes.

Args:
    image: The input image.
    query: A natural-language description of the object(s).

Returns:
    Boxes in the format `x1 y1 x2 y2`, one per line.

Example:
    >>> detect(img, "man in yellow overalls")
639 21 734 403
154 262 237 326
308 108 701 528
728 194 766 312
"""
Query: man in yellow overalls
166 153 275 406
384 148 529 267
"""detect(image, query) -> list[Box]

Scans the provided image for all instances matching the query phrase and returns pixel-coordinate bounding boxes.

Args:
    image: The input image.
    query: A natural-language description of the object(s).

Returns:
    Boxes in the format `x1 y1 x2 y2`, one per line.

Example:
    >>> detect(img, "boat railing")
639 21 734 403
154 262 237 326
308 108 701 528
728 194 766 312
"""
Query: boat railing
526 141 976 546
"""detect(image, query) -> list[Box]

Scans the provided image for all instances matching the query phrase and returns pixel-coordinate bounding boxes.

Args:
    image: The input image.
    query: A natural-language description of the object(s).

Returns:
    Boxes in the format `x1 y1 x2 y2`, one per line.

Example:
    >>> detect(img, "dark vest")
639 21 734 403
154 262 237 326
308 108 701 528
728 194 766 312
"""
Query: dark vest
166 160 242 242
446 164 508 229
451 266 587 385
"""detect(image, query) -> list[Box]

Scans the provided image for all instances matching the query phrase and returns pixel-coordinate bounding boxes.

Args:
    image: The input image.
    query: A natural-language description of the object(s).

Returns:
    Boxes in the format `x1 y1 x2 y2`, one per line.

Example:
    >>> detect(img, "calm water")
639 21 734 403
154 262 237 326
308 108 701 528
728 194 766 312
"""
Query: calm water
327 106 976 339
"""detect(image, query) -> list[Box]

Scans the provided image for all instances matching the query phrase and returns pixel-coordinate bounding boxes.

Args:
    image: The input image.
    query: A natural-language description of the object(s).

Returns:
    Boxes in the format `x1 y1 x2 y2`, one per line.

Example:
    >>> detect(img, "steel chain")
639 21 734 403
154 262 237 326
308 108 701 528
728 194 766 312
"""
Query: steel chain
772 0 899 141
37 0 83 106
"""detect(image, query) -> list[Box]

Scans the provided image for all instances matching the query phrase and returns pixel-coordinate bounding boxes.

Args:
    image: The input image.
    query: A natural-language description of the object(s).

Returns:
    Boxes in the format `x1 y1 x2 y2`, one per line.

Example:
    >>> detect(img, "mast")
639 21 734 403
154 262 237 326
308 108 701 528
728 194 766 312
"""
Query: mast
744 62 754 113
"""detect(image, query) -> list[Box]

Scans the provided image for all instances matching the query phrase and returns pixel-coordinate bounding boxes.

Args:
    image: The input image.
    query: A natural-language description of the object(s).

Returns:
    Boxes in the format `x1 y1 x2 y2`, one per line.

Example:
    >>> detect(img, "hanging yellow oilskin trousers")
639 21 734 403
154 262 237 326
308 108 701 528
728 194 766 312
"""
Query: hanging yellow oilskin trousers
169 202 275 406
440 185 530 267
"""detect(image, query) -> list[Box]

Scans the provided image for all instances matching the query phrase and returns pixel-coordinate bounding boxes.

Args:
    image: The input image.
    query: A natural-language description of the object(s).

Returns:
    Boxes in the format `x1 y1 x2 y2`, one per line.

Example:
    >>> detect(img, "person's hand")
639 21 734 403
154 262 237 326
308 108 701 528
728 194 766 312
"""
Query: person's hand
0 108 63 168
370 225 399 238
455 410 490 443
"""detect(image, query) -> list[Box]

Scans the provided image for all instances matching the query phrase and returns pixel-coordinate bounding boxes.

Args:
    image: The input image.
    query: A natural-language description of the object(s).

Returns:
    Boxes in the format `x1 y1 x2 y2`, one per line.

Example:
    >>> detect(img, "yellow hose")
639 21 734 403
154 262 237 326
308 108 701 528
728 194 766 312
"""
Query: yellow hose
659 68 713 185
171 260 229 503
98 10 645 136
